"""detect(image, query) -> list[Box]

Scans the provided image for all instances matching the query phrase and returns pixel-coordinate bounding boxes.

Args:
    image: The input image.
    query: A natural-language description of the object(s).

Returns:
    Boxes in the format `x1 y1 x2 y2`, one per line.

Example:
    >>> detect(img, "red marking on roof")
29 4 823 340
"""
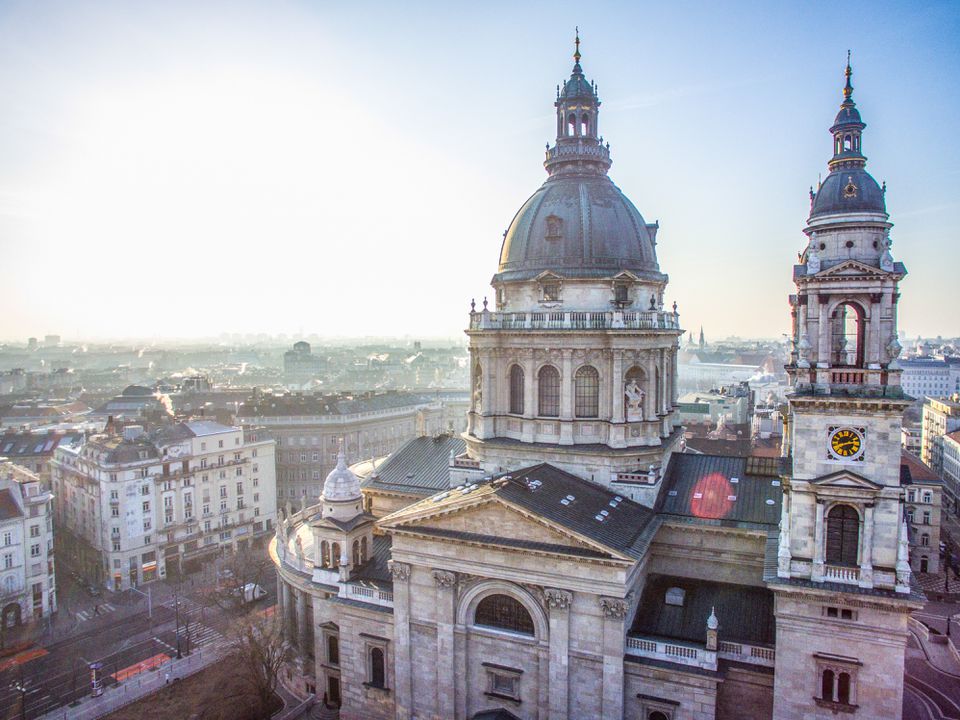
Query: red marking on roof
689 471 735 520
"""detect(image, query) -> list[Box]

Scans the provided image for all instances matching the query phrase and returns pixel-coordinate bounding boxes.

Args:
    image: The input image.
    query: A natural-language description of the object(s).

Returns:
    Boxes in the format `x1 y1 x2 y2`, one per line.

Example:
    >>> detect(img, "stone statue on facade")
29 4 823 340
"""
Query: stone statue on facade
473 373 482 410
624 379 644 421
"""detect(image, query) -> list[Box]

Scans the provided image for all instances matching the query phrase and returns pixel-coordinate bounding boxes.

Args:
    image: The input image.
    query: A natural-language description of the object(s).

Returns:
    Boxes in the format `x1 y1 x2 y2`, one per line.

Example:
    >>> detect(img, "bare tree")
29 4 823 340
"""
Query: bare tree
200 547 271 614
224 612 289 715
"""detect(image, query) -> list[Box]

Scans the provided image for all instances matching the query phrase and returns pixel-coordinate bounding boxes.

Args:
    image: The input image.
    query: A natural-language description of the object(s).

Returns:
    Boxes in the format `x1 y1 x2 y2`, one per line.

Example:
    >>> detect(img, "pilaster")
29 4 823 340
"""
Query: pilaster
433 569 457 719
546 589 572 719
390 561 413 720
598 596 628 718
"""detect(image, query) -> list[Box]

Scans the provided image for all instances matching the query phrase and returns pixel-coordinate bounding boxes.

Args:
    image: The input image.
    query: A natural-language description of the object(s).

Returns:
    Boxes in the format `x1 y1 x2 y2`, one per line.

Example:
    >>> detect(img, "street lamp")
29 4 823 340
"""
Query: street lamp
174 595 182 659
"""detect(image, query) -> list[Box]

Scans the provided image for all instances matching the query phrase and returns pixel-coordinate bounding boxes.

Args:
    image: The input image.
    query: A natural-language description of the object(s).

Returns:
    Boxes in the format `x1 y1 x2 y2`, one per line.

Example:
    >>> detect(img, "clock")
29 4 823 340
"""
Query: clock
829 427 863 460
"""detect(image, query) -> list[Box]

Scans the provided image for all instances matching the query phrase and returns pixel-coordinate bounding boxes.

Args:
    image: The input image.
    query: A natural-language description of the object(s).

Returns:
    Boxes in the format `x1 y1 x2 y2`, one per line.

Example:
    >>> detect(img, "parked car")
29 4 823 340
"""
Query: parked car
233 583 267 604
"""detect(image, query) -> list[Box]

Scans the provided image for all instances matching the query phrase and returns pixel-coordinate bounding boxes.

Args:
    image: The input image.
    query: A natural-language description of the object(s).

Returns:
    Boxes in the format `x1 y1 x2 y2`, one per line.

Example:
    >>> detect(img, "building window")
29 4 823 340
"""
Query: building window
484 663 522 702
923 510 931 525
923 491 932 504
574 365 600 418
361 536 368 564
474 594 535 636
815 655 859 709
825 504 859 566
331 542 340 568
367 646 386 688
537 365 560 418
614 284 629 305
3 532 11 546
327 635 339 666
921 533 930 547
352 540 360 567
542 282 561 302
320 541 329 568
509 365 524 415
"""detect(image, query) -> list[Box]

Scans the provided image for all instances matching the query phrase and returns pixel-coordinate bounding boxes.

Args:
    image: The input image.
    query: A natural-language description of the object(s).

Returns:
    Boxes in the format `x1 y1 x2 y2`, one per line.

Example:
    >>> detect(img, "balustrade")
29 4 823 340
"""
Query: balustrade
470 310 679 332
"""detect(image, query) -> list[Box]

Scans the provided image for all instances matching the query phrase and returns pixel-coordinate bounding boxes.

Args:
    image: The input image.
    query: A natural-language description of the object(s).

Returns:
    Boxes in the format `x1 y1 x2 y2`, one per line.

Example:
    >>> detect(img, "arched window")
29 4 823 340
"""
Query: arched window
834 302 865 368
574 366 599 418
921 533 930 547
369 647 386 688
568 113 577 136
474 594 535 635
837 672 851 704
538 366 560 417
331 542 341 568
327 635 339 665
649 713 669 720
825 505 859 566
352 540 360 566
821 669 835 701
581 113 590 136
320 540 329 568
509 365 525 415
360 536 368 564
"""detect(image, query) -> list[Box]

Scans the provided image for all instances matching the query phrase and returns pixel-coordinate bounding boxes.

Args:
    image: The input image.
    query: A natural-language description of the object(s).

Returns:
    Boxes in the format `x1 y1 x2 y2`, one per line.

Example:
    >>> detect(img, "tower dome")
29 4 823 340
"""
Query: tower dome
322 445 361 502
493 31 663 285
809 55 886 221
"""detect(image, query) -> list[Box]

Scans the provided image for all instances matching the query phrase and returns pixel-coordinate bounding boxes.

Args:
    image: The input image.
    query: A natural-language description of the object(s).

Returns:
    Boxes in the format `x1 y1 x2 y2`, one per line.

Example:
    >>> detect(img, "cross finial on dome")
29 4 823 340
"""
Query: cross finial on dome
843 50 853 102
574 27 581 63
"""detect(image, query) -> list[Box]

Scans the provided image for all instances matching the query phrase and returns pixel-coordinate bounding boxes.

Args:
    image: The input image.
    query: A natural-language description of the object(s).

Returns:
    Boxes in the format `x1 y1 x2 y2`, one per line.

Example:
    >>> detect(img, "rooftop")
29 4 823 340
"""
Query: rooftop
656 453 783 529
362 434 465 496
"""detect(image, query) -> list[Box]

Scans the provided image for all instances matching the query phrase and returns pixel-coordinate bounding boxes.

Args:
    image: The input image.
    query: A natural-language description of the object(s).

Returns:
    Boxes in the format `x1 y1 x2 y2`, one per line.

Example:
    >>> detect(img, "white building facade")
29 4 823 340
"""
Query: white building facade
0 462 56 629
52 421 276 590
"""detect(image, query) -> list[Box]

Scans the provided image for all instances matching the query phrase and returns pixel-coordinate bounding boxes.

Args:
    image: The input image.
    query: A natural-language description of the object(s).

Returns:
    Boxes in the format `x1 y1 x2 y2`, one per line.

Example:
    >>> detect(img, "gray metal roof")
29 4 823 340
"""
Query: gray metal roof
362 434 465 495
494 174 663 285
656 453 783 528
809 167 886 219
630 573 775 646
493 463 657 560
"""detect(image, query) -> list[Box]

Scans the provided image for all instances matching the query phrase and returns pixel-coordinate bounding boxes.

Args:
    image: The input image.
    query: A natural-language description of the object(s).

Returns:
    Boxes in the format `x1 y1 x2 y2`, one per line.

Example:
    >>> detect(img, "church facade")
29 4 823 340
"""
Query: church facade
271 40 922 720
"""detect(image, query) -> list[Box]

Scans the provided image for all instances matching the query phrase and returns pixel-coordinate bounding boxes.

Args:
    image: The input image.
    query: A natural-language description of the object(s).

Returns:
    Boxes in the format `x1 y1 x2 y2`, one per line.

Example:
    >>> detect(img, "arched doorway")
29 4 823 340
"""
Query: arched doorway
833 302 865 367
2 602 21 629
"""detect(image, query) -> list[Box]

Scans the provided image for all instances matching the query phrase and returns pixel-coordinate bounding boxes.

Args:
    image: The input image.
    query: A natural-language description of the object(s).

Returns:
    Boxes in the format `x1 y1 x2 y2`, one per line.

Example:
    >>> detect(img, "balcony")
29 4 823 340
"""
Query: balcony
823 564 860 585
341 583 393 608
469 309 680 332
625 635 717 671
717 641 776 668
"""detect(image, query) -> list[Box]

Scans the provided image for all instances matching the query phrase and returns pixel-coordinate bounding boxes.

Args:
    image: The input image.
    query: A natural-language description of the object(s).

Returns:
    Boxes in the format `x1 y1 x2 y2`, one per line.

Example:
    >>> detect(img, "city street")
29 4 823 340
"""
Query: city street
0 565 277 720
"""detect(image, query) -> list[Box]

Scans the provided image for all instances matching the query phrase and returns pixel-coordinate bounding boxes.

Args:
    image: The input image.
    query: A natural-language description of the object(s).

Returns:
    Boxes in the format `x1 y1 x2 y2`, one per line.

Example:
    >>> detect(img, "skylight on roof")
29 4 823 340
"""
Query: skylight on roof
766 499 776 505
668 490 678 496
771 480 781 486
730 477 739 484
560 498 570 506
594 514 605 522
693 492 703 499
727 495 737 501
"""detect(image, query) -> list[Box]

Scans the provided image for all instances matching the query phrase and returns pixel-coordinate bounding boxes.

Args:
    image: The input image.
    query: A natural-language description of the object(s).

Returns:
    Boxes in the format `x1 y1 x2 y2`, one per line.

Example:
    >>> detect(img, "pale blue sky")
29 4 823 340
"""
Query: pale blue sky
0 1 957 342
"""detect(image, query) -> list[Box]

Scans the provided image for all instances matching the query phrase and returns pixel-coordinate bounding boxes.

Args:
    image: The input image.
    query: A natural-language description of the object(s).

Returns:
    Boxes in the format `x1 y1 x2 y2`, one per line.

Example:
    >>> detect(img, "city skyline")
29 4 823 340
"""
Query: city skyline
0 1 957 342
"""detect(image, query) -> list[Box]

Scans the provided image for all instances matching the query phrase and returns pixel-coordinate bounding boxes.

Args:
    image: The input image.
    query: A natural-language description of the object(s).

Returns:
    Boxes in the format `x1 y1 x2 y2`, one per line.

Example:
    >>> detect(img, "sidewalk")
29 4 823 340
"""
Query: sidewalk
39 647 223 720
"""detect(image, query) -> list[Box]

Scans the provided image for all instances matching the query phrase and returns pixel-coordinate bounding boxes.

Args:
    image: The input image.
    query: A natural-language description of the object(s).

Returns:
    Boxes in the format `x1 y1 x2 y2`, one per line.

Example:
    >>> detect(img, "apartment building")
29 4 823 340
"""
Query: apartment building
0 462 56 629
52 420 276 591
921 394 960 475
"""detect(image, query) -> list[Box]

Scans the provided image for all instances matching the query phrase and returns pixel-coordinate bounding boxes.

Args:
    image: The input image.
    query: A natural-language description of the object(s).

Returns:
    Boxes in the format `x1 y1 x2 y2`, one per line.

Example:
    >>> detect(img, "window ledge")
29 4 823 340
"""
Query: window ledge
363 682 391 694
813 698 858 713
485 691 520 705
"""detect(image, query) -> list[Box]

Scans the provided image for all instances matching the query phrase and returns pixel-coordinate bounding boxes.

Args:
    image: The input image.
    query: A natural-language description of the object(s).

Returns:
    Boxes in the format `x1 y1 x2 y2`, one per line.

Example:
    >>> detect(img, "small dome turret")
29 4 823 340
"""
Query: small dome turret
322 444 361 503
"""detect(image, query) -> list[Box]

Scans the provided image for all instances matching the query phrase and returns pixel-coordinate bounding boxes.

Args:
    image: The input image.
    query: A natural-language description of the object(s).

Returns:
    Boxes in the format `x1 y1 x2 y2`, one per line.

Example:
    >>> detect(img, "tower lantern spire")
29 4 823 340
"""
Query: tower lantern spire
573 26 581 68
843 50 853 101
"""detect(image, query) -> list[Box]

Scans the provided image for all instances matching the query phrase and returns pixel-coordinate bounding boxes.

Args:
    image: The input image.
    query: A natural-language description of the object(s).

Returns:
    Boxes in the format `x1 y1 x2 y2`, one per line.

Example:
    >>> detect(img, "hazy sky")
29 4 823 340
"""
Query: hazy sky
0 1 957 343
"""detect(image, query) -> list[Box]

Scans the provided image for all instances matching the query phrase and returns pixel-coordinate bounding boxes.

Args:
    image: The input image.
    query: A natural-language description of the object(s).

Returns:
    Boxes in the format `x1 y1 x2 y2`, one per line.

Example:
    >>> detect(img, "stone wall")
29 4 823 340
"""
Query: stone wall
716 663 773 720
623 657 719 720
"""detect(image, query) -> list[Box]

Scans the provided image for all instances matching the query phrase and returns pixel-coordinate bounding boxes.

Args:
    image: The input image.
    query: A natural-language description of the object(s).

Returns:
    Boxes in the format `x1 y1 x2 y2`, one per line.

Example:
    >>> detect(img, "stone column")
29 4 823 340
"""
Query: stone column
433 570 457 719
598 596 628 719
812 499 825 581
611 351 624 424
671 344 679 406
390 561 413 720
282 582 295 645
644 352 656 422
868 295 882 369
559 350 574 445
277 575 286 626
546 589 572 720
296 588 308 655
523 352 536 443
859 504 875 587
777 490 792 578
816 293 829 368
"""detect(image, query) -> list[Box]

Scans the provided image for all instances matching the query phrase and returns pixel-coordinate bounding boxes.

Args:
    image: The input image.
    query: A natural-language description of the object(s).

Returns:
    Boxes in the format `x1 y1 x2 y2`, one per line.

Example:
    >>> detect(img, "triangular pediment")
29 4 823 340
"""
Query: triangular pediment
810 470 883 490
611 270 640 282
814 259 888 279
534 270 563 282
378 487 626 560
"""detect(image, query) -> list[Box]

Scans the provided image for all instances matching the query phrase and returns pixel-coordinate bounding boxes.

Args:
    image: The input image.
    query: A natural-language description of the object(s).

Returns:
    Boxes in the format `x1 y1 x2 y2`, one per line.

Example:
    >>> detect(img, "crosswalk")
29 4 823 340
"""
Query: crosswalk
157 597 230 652
75 602 117 622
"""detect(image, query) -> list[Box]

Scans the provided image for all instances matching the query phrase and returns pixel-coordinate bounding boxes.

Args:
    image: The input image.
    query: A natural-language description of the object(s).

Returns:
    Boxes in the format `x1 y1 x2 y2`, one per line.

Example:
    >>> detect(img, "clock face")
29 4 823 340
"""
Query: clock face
830 427 863 459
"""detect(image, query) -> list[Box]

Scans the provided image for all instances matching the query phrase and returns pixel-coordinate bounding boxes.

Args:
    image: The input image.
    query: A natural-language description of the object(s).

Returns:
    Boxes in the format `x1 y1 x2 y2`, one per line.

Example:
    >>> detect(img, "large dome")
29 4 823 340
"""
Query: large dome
494 175 662 284
809 168 886 220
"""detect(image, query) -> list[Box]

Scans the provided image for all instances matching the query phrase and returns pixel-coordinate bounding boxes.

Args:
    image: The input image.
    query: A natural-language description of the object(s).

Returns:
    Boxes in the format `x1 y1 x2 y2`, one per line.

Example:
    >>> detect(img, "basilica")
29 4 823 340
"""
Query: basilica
271 38 922 720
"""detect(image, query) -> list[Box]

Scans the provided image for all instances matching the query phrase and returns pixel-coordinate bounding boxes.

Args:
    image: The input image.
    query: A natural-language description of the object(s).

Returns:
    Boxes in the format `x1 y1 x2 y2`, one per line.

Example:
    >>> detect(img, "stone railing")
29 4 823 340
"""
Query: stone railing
717 640 776 667
342 582 394 608
625 635 717 671
823 564 860 585
469 310 680 332
453 454 481 469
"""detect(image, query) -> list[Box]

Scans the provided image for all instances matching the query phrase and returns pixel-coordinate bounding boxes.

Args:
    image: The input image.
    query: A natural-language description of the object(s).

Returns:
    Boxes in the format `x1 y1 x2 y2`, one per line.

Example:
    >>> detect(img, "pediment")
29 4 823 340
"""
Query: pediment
611 270 640 282
534 270 563 282
813 260 887 279
379 492 623 559
811 470 883 491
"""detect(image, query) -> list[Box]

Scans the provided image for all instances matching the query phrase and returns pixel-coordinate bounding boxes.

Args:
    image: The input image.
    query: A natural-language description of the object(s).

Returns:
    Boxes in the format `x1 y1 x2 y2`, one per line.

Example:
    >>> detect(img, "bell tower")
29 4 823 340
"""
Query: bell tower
770 58 921 720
